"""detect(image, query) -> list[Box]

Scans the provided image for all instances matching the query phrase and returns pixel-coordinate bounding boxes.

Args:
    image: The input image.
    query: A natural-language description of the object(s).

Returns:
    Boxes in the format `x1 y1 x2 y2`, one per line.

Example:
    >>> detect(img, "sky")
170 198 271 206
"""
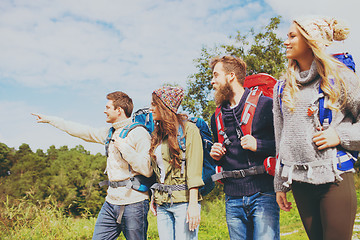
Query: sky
1 0 359 154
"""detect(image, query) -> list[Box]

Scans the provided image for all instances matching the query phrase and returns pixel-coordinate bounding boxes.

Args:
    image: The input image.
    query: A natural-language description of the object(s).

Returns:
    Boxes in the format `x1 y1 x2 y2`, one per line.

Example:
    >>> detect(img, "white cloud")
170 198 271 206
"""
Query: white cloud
6 0 338 154
0 0 274 92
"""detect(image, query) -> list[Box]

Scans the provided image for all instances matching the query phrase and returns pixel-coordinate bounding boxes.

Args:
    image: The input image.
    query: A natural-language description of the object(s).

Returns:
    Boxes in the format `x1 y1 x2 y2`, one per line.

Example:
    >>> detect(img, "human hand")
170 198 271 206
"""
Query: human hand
31 113 49 123
313 127 340 150
150 197 157 216
186 203 200 231
240 134 257 152
276 192 292 212
210 143 226 161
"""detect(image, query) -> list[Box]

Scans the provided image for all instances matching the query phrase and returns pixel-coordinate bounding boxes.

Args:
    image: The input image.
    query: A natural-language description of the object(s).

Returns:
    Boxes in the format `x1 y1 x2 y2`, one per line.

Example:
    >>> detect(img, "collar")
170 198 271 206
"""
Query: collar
221 88 250 112
112 118 132 130
296 60 319 85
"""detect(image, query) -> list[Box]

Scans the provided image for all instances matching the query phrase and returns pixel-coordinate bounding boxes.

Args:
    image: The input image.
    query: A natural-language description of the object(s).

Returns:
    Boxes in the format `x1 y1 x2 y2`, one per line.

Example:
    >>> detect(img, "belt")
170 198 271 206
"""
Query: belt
150 183 188 205
211 165 265 182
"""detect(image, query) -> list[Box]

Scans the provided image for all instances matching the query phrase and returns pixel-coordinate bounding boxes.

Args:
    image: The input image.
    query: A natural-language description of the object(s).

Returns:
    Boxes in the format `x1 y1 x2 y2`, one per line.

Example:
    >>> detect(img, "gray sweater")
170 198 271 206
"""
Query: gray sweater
273 61 360 192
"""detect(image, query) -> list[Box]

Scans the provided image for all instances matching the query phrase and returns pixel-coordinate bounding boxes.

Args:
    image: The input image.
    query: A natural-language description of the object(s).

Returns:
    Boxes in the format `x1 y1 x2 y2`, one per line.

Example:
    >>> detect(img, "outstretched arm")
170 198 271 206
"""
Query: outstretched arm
31 113 108 144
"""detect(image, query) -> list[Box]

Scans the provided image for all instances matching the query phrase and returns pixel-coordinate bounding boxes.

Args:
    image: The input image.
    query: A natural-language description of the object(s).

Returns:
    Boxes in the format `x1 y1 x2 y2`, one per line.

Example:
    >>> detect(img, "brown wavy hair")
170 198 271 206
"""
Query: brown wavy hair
149 93 188 168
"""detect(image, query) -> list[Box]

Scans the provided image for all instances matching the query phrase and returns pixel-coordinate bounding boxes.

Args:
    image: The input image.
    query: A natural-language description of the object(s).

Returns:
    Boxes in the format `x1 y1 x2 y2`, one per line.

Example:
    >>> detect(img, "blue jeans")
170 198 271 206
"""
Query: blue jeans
92 200 149 240
225 192 280 240
157 202 200 240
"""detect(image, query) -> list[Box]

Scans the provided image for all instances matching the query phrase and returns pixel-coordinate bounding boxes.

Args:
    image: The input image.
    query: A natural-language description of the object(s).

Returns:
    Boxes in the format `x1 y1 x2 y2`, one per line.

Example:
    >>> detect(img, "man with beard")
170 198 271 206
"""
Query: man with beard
209 56 279 240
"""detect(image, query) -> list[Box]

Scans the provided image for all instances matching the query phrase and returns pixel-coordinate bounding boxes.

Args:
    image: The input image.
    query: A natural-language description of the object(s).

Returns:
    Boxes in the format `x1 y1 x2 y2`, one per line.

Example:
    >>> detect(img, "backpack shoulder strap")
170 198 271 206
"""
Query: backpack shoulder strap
318 80 333 126
118 122 147 139
176 123 187 175
240 87 262 135
104 127 116 157
215 106 224 144
177 124 186 152
106 127 115 144
215 106 232 146
277 80 285 114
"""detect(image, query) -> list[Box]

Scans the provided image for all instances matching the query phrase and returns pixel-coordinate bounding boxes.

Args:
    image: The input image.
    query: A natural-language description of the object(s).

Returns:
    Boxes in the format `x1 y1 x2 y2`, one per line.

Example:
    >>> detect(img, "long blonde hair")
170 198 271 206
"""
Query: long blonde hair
282 22 353 112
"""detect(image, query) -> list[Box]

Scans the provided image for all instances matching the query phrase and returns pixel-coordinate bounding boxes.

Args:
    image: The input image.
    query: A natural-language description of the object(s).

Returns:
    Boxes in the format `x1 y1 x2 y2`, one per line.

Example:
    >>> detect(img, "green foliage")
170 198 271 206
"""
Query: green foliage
0 143 14 177
183 16 286 123
0 193 96 239
0 142 107 216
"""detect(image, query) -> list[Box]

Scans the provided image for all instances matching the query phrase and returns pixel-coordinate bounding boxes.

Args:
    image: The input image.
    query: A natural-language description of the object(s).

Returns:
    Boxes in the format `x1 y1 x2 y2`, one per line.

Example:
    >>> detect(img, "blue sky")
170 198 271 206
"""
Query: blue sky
1 0 359 154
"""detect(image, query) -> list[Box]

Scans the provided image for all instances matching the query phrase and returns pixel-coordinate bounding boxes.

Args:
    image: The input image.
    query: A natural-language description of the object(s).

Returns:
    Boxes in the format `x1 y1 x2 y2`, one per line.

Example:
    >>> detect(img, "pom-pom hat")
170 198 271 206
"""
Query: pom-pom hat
294 16 350 47
153 86 184 113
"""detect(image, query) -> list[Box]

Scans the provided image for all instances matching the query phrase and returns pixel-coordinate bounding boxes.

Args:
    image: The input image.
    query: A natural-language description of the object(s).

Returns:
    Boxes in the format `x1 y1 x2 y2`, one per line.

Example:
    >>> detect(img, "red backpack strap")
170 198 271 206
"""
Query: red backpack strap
215 106 231 146
215 106 225 144
240 87 262 135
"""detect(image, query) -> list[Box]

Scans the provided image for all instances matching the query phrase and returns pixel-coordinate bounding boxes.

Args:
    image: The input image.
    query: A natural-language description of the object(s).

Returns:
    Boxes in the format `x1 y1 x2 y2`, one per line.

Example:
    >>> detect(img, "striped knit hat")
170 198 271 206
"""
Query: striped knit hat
153 86 184 113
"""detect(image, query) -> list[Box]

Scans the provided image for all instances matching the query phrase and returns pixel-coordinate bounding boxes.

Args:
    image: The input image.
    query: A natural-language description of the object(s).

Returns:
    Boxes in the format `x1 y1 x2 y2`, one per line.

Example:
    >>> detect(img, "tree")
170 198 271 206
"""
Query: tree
182 16 286 123
0 143 14 177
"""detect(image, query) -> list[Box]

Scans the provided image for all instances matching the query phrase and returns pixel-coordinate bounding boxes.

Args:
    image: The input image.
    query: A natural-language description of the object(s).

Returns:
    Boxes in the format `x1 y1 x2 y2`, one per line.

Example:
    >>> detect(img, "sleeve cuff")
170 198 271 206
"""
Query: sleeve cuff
336 126 351 147
274 183 290 193
187 177 204 189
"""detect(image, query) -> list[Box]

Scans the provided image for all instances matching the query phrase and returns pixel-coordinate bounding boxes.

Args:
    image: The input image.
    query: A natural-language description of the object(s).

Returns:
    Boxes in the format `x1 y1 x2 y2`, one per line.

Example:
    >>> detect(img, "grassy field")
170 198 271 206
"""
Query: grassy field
1 186 360 239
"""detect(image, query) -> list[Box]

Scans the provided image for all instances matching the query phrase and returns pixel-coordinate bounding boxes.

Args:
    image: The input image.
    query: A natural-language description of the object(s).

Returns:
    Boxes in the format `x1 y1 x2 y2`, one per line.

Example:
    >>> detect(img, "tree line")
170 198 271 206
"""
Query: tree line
0 142 107 216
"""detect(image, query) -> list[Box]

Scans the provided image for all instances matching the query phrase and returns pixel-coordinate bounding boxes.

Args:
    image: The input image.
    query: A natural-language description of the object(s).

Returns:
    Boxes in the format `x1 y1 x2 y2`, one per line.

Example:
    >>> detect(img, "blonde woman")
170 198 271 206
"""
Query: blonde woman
273 17 360 240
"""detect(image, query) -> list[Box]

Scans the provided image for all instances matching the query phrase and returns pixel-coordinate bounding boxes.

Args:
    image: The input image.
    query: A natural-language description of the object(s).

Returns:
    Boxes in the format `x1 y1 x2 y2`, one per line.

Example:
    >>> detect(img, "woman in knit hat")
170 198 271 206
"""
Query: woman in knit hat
149 86 204 240
273 16 360 239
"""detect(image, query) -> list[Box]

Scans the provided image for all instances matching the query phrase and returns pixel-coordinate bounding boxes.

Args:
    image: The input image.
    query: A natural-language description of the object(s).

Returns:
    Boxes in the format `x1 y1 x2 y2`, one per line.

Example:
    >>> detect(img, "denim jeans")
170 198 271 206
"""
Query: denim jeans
225 192 280 240
156 202 200 240
92 200 149 240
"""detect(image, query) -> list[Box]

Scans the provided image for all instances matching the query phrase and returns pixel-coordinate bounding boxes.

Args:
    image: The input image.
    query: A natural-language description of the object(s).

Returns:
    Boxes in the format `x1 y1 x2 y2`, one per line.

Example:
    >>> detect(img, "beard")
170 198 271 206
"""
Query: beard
214 81 234 106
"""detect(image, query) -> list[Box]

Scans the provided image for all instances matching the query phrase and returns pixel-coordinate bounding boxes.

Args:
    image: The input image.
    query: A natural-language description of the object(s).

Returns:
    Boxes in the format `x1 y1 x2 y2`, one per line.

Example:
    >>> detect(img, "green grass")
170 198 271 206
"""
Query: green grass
2 181 360 240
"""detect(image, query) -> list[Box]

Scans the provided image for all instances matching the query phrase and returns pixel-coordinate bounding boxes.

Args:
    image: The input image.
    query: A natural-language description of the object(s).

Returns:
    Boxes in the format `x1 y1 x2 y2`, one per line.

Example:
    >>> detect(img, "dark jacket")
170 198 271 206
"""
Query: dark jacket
210 88 275 197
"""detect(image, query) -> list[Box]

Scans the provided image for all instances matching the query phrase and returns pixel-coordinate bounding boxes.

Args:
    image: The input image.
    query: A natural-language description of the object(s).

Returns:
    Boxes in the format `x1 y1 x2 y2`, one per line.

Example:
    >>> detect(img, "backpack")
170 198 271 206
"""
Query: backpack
101 121 155 192
333 52 356 72
133 108 216 196
243 73 277 98
213 73 277 182
132 107 154 133
277 52 358 172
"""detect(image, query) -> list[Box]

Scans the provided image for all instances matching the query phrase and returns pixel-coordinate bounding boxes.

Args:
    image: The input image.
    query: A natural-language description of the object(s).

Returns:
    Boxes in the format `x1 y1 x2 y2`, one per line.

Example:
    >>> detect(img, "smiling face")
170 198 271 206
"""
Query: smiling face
104 100 121 123
284 23 313 61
